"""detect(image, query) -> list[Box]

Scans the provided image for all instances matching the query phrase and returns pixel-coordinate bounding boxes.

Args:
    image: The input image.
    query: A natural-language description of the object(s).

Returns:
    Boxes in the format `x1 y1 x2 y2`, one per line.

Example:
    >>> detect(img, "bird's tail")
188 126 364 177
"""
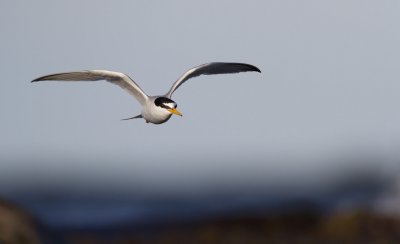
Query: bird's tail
121 114 142 121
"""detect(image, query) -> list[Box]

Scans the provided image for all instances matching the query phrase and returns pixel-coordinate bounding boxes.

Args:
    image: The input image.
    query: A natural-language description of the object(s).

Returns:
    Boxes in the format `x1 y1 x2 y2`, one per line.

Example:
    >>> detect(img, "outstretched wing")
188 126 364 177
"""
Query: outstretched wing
32 70 148 105
165 62 261 98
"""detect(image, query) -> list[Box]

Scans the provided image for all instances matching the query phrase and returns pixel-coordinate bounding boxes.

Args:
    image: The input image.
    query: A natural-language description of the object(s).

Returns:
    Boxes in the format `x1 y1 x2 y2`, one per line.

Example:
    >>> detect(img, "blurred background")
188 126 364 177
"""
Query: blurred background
1 1 400 243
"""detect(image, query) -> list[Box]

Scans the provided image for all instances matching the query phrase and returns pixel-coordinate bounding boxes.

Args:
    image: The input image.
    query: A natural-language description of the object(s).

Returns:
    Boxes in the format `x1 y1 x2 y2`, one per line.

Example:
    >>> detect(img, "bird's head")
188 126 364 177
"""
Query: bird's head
154 97 182 116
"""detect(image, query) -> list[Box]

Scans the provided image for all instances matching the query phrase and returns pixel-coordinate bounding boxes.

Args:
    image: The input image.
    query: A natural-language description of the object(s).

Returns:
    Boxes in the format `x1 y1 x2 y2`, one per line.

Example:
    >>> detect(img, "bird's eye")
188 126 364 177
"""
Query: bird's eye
154 97 177 109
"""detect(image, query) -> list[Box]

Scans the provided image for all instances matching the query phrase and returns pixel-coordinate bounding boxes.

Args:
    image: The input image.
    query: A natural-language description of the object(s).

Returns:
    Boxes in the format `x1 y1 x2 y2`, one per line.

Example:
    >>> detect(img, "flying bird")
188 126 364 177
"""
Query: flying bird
32 62 261 124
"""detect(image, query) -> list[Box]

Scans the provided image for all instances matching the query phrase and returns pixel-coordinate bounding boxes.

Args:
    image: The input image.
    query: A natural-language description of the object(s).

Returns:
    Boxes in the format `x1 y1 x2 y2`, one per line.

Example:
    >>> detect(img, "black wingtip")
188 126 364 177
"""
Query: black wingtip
239 63 261 73
31 77 43 83
31 74 52 82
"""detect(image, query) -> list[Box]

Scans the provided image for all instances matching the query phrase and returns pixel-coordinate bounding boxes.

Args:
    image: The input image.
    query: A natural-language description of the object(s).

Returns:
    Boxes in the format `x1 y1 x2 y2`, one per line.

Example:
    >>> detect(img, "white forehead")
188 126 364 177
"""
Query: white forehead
163 102 176 108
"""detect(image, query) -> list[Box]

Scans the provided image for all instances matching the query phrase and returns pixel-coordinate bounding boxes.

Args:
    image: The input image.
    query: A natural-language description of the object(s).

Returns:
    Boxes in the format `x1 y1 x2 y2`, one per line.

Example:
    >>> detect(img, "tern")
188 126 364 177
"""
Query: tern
32 62 261 124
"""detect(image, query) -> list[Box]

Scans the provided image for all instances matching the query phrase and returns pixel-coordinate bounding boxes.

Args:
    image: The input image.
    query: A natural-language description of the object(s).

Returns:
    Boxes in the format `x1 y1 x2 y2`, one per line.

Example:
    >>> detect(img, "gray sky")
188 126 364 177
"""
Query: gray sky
1 1 400 196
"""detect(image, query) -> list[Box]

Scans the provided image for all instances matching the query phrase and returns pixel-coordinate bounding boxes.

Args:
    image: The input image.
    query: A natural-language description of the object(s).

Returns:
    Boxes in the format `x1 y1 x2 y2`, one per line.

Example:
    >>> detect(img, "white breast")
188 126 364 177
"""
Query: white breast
141 96 172 124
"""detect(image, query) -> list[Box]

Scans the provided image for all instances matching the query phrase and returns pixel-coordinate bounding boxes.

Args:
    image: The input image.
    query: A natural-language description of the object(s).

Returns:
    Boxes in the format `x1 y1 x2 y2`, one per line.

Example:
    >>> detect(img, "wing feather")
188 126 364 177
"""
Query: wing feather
165 62 261 98
32 70 148 105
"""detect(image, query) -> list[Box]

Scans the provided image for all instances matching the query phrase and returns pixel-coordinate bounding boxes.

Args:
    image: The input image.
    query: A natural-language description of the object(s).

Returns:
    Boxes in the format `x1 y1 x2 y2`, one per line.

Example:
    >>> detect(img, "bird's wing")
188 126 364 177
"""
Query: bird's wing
165 62 261 98
32 70 148 105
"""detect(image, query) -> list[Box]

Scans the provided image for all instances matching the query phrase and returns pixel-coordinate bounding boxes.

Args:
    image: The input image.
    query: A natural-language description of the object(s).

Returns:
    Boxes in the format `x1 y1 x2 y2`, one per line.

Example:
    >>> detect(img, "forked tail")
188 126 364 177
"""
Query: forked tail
121 114 142 121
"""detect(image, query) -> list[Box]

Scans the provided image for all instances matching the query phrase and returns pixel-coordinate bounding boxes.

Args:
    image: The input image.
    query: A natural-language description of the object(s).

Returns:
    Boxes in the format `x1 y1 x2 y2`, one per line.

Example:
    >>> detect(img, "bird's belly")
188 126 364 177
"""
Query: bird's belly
142 107 172 124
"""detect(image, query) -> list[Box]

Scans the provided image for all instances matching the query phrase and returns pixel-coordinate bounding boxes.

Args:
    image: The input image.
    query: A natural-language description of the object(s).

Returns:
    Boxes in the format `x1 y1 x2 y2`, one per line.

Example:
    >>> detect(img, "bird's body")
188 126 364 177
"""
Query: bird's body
32 62 261 124
141 96 173 124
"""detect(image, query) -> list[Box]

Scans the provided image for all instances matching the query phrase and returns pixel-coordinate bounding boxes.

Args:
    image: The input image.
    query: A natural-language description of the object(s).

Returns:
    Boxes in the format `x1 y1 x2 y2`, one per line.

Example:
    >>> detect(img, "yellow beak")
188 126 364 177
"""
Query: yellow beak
168 108 183 116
